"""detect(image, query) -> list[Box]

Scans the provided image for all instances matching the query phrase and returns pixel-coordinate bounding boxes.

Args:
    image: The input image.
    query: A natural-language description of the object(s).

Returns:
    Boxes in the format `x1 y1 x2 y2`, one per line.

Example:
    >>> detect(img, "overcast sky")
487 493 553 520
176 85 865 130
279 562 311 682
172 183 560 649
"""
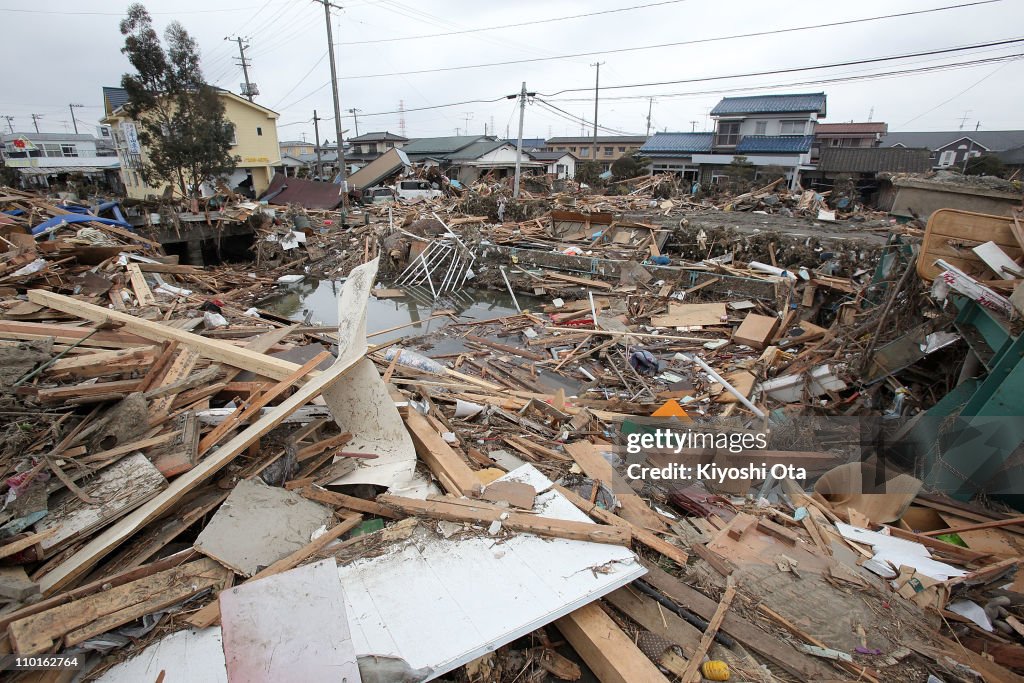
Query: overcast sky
2 0 1022 143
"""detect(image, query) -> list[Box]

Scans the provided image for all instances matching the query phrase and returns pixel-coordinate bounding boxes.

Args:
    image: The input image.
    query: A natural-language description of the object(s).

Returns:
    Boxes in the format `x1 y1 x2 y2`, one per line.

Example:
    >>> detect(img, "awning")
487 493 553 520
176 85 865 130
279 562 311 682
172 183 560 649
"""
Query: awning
17 165 119 176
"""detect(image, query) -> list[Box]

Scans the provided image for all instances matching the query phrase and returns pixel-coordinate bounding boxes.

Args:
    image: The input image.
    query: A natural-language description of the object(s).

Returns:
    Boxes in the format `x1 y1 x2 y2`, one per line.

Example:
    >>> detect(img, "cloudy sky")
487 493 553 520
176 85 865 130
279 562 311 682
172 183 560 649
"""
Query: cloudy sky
2 0 1022 143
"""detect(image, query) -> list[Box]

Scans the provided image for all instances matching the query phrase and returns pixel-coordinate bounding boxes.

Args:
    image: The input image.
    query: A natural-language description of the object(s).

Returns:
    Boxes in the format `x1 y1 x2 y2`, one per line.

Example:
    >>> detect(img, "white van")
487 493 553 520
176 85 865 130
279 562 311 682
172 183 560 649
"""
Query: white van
395 179 443 201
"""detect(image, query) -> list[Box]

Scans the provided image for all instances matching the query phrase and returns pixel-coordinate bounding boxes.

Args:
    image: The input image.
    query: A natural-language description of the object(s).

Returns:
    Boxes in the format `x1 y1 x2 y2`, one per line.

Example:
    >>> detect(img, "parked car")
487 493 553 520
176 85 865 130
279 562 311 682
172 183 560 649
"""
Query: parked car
362 186 397 204
395 179 442 201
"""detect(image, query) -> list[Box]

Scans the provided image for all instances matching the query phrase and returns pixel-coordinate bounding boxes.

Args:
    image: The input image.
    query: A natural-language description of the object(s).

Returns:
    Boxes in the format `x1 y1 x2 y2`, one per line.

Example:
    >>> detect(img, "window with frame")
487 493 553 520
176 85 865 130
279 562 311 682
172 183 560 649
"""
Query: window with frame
604 147 613 156
830 138 841 147
939 150 956 166
780 120 806 135
60 144 78 157
618 146 626 152
579 148 589 157
225 124 237 145
754 120 767 135
256 127 263 136
715 121 740 146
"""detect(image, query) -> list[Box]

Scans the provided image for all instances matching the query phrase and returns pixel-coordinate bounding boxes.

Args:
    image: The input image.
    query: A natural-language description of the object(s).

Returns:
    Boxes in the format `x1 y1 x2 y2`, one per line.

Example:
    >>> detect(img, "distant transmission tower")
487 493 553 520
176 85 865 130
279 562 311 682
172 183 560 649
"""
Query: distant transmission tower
398 100 406 137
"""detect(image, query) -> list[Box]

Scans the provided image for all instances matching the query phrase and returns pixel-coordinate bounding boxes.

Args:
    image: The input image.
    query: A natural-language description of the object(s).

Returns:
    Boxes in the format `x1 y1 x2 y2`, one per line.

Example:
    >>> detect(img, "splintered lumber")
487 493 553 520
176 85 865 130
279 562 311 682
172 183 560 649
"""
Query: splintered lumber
0 529 58 560
403 409 483 496
555 602 672 683
0 321 150 349
556 485 688 565
378 494 631 546
640 562 836 681
126 263 155 306
544 271 614 289
37 353 360 596
603 587 702 654
27 290 308 381
8 557 231 655
186 514 363 629
300 486 402 519
679 583 736 683
921 514 1024 537
464 335 547 362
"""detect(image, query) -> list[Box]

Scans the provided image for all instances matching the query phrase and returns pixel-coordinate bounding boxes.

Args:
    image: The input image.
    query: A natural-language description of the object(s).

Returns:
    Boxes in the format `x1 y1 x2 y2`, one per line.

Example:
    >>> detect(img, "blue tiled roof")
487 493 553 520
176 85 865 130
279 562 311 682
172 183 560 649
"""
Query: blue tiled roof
102 86 129 115
711 93 826 116
735 135 814 153
640 132 713 156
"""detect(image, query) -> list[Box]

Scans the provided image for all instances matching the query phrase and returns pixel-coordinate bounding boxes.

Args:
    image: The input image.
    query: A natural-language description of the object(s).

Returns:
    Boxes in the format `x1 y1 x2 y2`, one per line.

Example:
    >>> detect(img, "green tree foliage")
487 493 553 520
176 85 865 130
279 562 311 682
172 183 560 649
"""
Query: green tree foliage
964 154 1005 177
610 148 649 181
575 160 604 187
120 4 237 197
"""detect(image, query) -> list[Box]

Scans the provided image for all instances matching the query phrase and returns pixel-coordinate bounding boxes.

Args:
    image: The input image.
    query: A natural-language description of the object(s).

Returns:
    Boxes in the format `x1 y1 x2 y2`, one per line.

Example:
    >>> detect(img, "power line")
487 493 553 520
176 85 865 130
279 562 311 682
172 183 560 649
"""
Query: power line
335 1 1007 80
901 60 1015 125
0 3 280 15
271 51 329 109
536 99 636 135
337 0 690 45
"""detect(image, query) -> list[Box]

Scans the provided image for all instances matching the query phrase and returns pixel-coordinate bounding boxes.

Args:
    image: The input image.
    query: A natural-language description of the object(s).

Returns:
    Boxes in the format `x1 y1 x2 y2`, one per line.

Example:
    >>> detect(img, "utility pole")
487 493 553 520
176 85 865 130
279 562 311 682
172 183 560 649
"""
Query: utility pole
2 116 14 134
398 99 406 137
958 110 971 130
31 114 43 134
590 62 604 164
313 109 323 180
68 104 83 135
347 108 361 137
645 97 654 137
689 120 699 133
316 0 348 205
462 112 473 135
227 36 258 101
509 82 536 199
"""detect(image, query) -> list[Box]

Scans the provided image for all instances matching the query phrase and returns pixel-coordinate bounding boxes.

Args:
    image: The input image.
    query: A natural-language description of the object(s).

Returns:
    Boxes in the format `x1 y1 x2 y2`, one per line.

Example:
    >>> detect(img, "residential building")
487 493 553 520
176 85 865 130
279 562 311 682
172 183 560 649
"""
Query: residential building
401 135 543 184
812 122 887 160
279 140 316 158
346 131 408 169
639 132 714 182
541 136 648 172
101 85 282 199
504 138 546 153
1 131 121 189
882 130 1024 169
526 151 576 179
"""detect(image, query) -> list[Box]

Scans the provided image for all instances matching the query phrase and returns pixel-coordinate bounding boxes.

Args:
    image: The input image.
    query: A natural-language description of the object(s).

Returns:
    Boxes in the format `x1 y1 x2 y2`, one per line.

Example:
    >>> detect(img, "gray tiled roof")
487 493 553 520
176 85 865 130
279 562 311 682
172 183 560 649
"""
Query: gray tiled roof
348 131 408 143
711 93 826 116
735 135 814 153
817 147 931 173
882 130 1024 152
640 132 713 156
402 135 487 155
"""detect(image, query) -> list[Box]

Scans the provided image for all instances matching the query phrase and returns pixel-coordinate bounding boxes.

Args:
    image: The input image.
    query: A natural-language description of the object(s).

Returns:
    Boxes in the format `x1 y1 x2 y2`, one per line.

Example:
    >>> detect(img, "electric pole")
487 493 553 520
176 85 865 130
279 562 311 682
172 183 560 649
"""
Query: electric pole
2 116 14 134
347 108 361 137
462 112 473 135
645 97 653 137
227 36 258 101
68 104 83 135
590 62 604 163
313 109 323 180
509 82 536 199
316 0 348 205
958 110 971 131
31 114 43 133
689 120 699 132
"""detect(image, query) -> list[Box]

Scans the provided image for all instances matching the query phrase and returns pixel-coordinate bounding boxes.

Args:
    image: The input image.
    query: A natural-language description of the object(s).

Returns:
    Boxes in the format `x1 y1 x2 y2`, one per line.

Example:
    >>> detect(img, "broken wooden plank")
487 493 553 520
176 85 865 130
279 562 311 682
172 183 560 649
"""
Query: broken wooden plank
300 486 401 519
679 583 736 683
378 494 631 546
555 602 672 683
403 409 483 497
603 587 702 654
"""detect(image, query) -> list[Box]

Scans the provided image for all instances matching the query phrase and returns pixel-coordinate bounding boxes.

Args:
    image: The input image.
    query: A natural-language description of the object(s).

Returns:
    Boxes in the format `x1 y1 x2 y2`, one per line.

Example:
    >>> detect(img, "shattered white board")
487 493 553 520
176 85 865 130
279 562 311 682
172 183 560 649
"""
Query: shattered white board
337 464 645 680
321 263 417 491
220 558 360 683
98 627 227 683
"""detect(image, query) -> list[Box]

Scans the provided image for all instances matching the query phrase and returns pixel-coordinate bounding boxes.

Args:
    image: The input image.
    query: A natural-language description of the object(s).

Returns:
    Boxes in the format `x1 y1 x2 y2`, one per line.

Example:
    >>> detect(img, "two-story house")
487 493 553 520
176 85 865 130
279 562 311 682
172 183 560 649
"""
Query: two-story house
812 122 887 161
1 131 121 190
882 130 1024 169
101 85 282 199
401 135 544 184
346 132 408 170
542 135 649 173
700 93 826 188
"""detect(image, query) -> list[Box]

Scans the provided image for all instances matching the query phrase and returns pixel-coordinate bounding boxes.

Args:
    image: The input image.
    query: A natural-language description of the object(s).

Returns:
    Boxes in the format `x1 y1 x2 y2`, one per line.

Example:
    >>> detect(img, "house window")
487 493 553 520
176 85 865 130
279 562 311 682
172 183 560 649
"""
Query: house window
569 147 576 153
579 148 589 157
556 164 567 176
604 147 613 156
780 120 806 135
715 121 740 146
618 146 626 152
754 120 767 135
939 150 956 166
830 138 841 147
256 127 263 136
225 124 237 145
60 144 78 157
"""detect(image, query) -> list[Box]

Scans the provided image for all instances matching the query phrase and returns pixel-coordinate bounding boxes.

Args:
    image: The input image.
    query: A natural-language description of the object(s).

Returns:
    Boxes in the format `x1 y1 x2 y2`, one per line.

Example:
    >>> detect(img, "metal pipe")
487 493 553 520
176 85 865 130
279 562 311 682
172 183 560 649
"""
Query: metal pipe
499 266 521 312
685 353 766 418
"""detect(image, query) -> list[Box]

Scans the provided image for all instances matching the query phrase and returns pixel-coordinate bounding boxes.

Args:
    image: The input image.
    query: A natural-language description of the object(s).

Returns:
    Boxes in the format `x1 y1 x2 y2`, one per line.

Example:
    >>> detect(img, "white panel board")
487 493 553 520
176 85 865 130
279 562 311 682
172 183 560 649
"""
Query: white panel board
98 627 227 683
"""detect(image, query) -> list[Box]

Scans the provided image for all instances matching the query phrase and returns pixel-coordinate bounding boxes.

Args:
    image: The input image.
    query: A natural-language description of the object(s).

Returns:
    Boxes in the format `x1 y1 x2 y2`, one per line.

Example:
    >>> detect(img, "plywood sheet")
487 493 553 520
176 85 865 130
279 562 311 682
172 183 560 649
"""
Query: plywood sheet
652 302 726 328
732 313 779 349
337 464 644 681
220 559 360 683
918 209 1021 282
98 627 227 683
195 478 333 577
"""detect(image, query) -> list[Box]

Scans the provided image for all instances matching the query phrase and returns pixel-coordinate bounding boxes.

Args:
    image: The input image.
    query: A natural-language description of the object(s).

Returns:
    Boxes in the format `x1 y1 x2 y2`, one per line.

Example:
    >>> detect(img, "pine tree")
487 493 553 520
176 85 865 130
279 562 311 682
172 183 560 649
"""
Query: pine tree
119 3 237 197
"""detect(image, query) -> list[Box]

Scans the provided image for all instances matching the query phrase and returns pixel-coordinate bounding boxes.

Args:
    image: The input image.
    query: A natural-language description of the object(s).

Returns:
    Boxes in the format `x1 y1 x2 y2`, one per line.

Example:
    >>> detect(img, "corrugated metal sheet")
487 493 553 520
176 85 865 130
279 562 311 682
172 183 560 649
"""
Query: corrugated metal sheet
261 172 343 209
711 93 826 116
817 122 887 135
817 147 932 173
735 135 814 153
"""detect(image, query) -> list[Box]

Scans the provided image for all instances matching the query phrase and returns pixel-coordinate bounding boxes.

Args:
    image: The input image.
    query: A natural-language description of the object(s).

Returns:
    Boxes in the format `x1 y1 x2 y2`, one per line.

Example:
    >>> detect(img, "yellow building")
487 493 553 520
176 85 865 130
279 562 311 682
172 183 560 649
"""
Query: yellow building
101 86 281 199
279 140 315 157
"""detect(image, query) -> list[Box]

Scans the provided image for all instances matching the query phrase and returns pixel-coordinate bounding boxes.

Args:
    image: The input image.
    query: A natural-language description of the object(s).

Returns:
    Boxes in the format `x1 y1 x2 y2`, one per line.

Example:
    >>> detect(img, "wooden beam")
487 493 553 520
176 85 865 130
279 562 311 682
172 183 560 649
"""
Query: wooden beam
603 587 702 654
555 603 672 683
26 291 308 381
37 352 362 596
679 584 736 683
378 494 631 546
300 486 401 519
921 514 1024 537
403 409 482 497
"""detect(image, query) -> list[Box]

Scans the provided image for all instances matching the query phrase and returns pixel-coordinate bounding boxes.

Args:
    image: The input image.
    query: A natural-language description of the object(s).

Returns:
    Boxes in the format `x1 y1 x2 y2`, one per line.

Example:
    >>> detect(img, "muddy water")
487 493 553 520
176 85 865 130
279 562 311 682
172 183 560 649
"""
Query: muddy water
261 278 539 346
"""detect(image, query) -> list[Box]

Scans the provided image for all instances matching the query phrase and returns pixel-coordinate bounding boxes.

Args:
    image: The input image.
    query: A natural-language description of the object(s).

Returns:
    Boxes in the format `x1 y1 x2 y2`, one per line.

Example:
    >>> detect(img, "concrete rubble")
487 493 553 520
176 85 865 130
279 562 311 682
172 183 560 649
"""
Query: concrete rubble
1 174 1024 683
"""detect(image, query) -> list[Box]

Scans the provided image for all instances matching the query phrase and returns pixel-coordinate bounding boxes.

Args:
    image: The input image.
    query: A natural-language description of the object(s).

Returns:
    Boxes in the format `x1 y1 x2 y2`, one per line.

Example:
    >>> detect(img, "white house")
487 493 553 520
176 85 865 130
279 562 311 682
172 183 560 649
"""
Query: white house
527 151 577 179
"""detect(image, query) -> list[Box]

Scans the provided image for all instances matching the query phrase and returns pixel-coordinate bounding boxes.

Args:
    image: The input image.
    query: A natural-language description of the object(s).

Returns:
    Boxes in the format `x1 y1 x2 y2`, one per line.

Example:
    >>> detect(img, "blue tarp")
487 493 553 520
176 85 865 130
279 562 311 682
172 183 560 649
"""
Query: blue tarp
32 213 135 236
